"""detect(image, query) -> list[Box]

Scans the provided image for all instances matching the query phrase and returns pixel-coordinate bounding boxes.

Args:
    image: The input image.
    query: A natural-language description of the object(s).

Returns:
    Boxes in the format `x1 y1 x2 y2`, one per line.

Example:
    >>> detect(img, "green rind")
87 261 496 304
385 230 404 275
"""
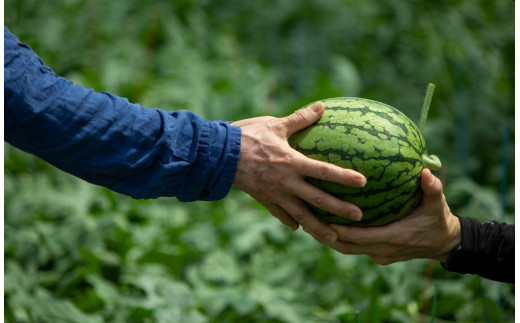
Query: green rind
289 97 427 227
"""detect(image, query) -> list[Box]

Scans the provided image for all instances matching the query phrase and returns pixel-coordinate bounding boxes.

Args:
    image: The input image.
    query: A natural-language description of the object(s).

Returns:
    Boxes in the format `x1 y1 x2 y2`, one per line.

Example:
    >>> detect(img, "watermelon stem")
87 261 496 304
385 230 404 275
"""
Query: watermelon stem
422 154 442 170
419 83 442 170
419 83 436 133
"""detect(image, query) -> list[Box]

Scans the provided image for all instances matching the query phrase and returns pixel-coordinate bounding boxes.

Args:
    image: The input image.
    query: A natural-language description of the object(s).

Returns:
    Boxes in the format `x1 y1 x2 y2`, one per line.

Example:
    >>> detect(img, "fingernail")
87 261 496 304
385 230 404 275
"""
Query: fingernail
357 177 367 187
351 210 362 221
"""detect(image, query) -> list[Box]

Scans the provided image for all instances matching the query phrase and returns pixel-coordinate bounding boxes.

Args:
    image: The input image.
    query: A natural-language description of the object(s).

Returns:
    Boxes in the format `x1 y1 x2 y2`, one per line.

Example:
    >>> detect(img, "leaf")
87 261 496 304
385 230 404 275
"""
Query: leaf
86 275 121 307
29 289 104 323
198 250 243 284
179 222 220 253
446 178 502 222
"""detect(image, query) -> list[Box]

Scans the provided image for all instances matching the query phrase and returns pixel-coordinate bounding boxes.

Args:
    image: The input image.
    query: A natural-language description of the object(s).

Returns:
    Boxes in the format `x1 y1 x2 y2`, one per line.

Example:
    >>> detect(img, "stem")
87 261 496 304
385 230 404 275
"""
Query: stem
419 83 442 170
429 283 439 323
423 154 442 170
419 83 436 133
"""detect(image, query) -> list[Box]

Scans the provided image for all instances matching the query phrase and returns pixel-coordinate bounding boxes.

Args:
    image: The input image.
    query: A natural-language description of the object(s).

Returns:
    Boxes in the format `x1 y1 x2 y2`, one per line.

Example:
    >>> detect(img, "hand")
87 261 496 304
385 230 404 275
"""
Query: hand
231 102 367 244
326 168 461 264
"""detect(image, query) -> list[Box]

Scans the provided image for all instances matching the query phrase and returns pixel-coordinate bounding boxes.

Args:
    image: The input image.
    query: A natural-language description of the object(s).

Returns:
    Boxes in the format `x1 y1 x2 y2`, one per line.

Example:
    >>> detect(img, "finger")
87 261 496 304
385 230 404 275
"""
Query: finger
295 155 366 187
289 179 363 221
325 239 370 255
263 202 299 231
281 101 325 135
420 168 444 204
327 239 411 267
327 240 404 265
330 224 392 245
281 197 338 243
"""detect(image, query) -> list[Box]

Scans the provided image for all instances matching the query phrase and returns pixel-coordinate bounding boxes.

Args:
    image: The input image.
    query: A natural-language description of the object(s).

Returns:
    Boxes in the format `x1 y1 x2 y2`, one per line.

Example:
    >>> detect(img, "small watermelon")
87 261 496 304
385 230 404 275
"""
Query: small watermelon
289 96 441 227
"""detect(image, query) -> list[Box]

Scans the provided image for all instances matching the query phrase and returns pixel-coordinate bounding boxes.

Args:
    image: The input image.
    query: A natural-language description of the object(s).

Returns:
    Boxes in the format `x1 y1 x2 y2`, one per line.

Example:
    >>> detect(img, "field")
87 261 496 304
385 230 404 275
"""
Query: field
5 1 515 322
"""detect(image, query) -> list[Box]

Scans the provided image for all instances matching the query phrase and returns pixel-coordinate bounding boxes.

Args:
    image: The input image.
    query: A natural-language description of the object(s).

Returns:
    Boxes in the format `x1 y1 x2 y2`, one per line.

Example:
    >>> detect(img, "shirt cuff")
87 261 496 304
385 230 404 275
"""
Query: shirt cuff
178 120 241 202
441 216 482 273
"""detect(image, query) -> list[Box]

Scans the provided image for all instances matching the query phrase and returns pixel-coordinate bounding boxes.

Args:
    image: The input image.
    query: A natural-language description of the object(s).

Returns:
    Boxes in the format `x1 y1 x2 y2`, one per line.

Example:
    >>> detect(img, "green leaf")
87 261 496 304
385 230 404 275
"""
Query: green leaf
198 250 243 284
29 289 104 323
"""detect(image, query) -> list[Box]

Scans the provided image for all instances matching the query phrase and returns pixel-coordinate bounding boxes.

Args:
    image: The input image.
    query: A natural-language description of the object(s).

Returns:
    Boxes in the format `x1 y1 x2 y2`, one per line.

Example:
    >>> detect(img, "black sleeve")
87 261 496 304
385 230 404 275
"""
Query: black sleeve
442 216 514 284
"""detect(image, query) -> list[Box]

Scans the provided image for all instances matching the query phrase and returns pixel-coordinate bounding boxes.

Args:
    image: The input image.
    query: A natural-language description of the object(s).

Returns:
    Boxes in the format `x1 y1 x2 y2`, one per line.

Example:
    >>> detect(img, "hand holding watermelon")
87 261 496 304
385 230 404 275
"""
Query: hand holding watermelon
326 169 461 264
231 102 367 244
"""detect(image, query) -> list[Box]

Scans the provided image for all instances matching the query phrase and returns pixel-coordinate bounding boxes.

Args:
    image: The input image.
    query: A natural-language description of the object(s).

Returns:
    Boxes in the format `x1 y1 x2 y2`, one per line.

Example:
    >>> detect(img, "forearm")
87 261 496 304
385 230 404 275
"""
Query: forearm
442 216 515 283
4 27 241 201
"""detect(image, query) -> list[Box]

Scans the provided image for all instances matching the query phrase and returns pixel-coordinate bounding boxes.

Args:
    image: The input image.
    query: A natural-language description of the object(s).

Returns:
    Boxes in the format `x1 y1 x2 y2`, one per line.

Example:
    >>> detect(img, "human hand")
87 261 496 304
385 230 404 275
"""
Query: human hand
326 168 461 264
231 102 367 244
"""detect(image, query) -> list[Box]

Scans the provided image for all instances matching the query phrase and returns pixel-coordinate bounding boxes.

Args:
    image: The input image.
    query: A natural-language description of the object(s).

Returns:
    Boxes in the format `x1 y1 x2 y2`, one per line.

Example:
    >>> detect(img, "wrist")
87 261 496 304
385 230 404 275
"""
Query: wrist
437 213 462 262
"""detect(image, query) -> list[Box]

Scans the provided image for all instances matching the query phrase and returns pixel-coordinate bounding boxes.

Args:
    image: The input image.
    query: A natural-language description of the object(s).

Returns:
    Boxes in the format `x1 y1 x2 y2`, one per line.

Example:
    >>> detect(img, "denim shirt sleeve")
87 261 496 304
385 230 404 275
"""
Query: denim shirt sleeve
4 27 241 201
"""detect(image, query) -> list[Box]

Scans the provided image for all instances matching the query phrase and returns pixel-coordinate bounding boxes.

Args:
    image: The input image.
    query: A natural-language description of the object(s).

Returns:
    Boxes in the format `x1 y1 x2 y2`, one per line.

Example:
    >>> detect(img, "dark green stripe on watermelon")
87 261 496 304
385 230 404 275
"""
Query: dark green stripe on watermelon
289 97 428 227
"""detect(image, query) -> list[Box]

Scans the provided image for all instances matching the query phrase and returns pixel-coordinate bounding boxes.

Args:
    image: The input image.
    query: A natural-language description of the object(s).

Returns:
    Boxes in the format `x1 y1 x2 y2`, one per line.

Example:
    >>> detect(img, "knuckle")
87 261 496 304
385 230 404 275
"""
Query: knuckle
319 164 331 179
293 110 308 124
276 153 293 167
340 203 357 217
291 210 308 224
311 194 326 208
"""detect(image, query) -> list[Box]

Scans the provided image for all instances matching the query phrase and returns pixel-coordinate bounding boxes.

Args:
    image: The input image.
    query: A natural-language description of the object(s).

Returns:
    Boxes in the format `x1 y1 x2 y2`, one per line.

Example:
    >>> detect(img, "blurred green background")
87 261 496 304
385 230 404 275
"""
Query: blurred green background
4 1 514 322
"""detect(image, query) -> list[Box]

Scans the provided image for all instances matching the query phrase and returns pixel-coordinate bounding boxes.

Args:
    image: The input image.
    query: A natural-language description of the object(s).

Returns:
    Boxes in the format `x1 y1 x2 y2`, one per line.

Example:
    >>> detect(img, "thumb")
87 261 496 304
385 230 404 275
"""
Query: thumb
282 101 325 135
420 168 444 204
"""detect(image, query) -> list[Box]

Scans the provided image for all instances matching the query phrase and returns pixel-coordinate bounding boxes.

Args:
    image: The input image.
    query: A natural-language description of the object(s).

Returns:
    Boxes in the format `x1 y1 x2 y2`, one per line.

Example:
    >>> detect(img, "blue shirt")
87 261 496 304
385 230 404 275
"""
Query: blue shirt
4 27 241 201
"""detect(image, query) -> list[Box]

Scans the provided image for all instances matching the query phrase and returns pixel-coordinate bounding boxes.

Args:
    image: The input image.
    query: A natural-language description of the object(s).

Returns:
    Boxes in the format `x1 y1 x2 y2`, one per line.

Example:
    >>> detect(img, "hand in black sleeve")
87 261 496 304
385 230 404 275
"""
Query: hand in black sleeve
328 169 514 284
442 217 514 284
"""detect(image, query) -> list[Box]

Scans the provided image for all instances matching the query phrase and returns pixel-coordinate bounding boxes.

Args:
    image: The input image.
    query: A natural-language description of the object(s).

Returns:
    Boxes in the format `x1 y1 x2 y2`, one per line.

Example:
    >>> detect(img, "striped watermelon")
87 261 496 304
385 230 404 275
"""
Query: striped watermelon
289 97 441 227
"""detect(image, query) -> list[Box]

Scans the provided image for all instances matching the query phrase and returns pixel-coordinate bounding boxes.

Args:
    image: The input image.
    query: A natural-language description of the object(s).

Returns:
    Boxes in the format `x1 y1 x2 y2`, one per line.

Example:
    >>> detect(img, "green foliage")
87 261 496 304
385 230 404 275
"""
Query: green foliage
5 0 514 322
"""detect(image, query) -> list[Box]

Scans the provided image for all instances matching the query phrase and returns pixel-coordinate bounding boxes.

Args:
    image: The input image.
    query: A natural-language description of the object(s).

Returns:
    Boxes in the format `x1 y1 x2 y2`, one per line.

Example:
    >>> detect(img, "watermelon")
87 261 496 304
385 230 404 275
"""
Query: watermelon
288 96 441 227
